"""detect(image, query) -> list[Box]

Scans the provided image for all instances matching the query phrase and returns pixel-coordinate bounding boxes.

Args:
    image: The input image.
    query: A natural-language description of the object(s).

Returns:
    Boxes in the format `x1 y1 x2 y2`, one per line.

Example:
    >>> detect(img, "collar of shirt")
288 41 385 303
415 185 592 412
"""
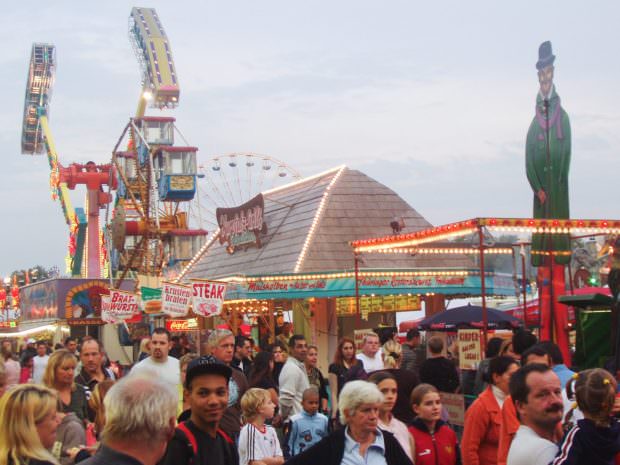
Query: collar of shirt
288 356 306 371
93 445 145 465
344 427 385 455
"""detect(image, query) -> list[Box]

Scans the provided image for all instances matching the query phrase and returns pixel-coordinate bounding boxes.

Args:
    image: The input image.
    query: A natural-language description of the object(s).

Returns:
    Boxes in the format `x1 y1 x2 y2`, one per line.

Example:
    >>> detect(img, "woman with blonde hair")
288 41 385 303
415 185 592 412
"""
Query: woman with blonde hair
380 339 420 425
0 384 61 465
137 337 151 362
43 350 88 422
88 379 115 439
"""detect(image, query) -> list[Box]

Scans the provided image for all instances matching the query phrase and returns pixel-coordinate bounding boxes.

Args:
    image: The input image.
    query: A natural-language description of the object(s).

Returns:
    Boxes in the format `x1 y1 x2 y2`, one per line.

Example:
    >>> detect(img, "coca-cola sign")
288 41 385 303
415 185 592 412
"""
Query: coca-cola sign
216 194 267 254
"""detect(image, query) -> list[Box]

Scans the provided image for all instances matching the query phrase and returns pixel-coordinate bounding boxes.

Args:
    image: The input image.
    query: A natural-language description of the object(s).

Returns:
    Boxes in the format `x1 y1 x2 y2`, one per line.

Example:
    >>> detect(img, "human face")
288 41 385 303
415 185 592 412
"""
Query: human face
292 339 308 362
236 341 251 359
538 65 554 97
37 344 47 357
2 340 11 352
65 340 77 353
493 363 519 395
80 340 102 375
377 378 398 413
516 371 563 433
150 333 170 362
272 346 285 363
55 361 76 387
346 402 380 435
341 342 355 362
306 348 318 368
187 374 229 426
258 397 276 420
302 394 320 416
212 336 235 364
36 408 61 449
363 336 379 357
524 354 550 367
413 392 442 424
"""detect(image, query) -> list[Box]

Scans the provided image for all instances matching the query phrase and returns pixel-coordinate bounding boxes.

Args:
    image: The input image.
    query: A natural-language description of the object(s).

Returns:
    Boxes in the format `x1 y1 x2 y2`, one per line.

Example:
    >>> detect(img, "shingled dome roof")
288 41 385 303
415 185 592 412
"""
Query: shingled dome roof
187 166 472 279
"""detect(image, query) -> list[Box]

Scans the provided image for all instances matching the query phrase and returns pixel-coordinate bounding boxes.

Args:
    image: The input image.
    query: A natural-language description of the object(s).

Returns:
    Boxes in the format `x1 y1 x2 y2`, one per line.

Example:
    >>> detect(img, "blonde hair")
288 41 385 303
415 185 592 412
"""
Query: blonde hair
88 379 115 435
240 388 271 421
0 384 59 465
411 383 439 406
43 349 77 391
382 340 402 369
139 338 151 354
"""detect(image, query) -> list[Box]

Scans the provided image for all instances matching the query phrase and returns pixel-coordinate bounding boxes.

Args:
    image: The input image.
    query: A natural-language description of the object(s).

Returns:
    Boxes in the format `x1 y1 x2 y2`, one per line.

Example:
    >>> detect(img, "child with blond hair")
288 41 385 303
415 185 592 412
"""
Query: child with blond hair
239 388 284 465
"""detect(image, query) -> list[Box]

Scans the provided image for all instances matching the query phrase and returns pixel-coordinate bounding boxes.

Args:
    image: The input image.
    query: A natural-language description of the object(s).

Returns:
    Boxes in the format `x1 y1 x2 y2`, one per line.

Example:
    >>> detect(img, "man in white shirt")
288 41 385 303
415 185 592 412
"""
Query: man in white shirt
131 328 180 391
507 363 564 465
32 340 49 383
355 332 383 373
279 334 310 421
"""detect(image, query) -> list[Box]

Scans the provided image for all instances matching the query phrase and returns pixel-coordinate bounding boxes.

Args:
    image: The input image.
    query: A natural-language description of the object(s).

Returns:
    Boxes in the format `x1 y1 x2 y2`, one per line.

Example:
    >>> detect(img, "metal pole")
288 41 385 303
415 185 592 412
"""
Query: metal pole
354 253 361 330
478 226 488 347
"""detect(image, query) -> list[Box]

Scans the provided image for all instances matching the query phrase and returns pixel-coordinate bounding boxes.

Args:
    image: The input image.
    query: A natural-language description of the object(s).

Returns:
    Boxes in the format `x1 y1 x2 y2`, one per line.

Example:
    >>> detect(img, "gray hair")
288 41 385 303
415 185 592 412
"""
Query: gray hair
102 373 177 446
207 329 234 349
338 380 384 425
362 332 379 345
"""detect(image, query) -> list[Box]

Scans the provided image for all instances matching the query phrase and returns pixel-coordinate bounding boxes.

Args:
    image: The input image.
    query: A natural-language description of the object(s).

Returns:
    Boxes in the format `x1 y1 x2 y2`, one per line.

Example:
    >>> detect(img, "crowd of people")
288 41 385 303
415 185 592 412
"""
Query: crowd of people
1 326 620 465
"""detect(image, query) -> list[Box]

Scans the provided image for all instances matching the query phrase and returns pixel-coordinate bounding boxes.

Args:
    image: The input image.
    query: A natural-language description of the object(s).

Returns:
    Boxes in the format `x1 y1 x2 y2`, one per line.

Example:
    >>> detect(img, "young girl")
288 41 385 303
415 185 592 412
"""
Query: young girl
553 369 620 465
408 383 460 465
239 388 284 465
369 371 414 462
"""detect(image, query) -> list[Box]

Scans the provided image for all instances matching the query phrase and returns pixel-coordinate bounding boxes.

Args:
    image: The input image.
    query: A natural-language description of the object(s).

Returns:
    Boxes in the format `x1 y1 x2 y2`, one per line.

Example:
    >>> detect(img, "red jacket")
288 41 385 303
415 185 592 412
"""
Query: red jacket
462 386 501 465
409 419 461 465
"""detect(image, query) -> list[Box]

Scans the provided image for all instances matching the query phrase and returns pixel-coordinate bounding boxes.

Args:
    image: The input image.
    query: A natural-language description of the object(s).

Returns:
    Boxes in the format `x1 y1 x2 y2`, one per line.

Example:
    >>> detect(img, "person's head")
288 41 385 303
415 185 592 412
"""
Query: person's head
361 332 380 357
382 340 402 369
306 345 318 368
338 380 383 433
139 338 151 355
207 329 235 364
270 341 287 363
485 337 504 359
569 369 617 426
499 339 518 360
26 338 36 348
288 334 308 362
22 353 34 369
240 388 275 422
427 336 444 356
369 371 398 414
150 328 171 363
406 328 421 347
301 386 320 416
170 336 180 347
1 340 12 353
512 329 537 357
334 337 356 365
64 337 77 354
410 383 441 424
234 335 251 360
184 356 231 428
102 374 177 456
88 379 115 434
0 384 60 464
488 356 519 395
509 363 563 434
521 344 551 366
537 341 564 366
36 341 47 357
43 349 77 390
179 353 199 385
80 338 103 376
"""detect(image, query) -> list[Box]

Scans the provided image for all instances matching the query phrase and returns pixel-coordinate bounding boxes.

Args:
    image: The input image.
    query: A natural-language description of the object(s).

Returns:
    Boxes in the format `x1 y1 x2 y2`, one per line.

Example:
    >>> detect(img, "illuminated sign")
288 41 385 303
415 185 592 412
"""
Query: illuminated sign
165 318 199 332
216 194 267 254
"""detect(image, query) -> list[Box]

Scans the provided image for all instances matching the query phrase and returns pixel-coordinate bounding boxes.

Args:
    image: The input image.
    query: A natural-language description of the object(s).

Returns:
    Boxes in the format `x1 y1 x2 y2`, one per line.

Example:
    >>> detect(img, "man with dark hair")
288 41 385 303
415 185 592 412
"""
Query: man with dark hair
76 338 115 420
512 329 538 358
401 328 424 374
506 364 563 465
231 335 252 378
419 336 459 393
169 335 183 359
520 344 552 366
131 327 180 390
32 340 49 383
538 340 575 388
279 334 310 421
64 336 78 356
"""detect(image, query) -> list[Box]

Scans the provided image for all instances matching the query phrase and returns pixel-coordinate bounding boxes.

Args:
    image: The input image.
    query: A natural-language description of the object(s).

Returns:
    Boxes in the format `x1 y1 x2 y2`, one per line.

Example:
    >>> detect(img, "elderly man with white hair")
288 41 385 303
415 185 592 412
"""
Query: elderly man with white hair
79 373 178 465
285 380 412 465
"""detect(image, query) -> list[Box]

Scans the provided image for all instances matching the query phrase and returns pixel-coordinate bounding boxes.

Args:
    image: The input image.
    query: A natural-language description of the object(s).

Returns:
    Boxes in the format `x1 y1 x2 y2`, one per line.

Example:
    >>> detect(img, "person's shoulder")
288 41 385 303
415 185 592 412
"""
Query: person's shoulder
290 412 304 423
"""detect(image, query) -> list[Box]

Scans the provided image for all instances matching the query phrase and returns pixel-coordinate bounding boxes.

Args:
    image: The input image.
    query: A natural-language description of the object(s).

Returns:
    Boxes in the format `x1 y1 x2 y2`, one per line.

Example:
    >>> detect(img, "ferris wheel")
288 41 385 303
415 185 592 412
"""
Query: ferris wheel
190 153 302 237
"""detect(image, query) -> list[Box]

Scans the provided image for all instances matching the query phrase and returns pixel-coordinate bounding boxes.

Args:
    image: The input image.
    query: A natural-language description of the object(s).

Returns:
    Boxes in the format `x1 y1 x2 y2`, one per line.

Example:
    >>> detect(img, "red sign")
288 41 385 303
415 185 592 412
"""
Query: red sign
165 318 199 332
216 194 267 254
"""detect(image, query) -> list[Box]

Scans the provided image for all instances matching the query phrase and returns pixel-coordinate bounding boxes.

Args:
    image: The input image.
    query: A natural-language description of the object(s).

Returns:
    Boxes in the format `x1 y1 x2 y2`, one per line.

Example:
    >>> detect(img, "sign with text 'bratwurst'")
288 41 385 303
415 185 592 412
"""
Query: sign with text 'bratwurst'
162 282 192 317
190 279 227 317
216 194 267 254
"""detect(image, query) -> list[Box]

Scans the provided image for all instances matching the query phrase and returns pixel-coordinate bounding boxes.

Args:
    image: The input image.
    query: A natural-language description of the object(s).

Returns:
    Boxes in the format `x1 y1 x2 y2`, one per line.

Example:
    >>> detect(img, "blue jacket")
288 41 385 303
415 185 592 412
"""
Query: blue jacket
287 411 329 457
553 418 620 465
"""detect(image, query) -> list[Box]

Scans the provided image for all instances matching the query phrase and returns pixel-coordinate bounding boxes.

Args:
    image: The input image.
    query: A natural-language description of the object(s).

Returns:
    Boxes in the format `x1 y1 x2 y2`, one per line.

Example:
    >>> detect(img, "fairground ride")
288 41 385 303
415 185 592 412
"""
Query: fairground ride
20 44 117 278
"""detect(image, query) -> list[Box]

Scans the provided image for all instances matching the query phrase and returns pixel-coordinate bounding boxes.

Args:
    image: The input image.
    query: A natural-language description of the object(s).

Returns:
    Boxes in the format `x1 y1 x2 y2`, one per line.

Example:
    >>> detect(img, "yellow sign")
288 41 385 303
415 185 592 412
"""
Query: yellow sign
170 176 195 191
335 295 421 317
458 329 482 370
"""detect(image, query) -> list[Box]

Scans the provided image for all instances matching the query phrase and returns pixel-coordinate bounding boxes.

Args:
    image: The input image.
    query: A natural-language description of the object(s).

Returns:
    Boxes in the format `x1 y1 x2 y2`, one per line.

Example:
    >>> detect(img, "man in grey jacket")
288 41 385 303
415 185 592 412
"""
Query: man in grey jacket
278 334 310 421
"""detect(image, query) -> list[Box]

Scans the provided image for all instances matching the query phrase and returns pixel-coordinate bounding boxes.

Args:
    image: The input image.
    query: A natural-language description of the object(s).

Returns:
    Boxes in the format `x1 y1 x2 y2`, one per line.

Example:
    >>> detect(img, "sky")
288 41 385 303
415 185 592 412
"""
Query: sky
1 1 619 278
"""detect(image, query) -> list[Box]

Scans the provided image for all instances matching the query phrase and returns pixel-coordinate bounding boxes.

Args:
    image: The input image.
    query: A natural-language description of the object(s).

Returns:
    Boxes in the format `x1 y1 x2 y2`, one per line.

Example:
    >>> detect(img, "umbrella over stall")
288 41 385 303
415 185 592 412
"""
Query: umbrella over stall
418 303 523 331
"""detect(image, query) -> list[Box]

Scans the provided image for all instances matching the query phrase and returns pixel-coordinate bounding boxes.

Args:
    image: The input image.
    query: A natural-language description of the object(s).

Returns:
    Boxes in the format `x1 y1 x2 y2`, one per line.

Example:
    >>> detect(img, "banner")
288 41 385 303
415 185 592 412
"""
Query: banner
141 286 163 314
458 329 482 370
439 392 465 426
101 295 115 323
108 289 140 320
190 279 227 317
162 282 192 317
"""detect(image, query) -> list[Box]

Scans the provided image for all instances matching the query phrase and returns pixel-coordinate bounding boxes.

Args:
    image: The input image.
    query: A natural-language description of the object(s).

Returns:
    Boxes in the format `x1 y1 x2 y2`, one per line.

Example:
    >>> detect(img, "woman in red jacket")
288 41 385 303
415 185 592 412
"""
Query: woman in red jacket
461 356 518 465
408 383 461 465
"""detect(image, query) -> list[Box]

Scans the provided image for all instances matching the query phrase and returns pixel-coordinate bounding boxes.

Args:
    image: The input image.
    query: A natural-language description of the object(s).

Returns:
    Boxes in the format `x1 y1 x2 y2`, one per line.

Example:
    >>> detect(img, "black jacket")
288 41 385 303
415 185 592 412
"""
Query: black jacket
284 427 412 465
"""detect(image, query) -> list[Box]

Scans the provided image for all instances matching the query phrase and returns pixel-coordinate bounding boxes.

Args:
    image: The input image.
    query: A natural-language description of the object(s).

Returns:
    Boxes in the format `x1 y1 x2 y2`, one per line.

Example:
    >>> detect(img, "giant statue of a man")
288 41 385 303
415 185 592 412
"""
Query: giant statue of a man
526 41 571 265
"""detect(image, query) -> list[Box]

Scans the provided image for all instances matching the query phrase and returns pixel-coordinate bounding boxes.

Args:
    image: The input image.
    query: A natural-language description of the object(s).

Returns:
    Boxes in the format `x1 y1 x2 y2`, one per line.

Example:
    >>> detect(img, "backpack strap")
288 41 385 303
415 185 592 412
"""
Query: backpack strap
217 428 234 444
177 422 198 455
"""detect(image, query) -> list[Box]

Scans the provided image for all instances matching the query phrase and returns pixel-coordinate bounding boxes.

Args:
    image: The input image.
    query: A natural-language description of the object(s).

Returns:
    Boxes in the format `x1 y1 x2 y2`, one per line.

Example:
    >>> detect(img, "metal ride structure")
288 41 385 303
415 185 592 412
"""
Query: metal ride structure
21 44 117 278
108 7 206 285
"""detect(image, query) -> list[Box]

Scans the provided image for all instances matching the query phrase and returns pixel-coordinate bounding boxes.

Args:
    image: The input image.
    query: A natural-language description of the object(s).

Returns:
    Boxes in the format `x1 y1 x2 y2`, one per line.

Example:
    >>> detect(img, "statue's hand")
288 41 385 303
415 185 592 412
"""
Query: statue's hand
537 189 547 204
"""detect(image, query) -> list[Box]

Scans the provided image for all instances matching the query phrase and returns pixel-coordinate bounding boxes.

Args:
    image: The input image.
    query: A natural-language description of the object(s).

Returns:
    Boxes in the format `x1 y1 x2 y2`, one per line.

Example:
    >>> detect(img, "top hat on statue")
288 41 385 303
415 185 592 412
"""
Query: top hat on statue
536 41 555 70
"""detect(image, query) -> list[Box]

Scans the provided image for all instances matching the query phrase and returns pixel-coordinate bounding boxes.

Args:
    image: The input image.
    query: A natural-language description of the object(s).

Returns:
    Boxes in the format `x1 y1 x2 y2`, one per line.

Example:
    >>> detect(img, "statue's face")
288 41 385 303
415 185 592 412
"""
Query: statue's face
538 65 554 97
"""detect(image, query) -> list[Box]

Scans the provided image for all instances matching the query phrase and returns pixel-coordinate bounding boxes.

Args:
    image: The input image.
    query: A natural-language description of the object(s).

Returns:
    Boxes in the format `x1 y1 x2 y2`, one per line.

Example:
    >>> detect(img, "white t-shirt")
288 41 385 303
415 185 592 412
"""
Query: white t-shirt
33 354 49 383
130 356 180 392
507 425 559 465
379 416 413 462
239 423 283 465
356 352 384 372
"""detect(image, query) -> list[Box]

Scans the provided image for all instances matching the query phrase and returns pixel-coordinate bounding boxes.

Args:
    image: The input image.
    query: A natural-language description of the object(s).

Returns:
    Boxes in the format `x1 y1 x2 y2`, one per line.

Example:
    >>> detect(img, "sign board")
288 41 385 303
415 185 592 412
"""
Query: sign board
190 279 227 317
141 287 162 314
335 295 421 317
458 329 483 370
216 193 267 254
165 318 199 332
107 289 140 321
439 392 465 426
162 282 192 317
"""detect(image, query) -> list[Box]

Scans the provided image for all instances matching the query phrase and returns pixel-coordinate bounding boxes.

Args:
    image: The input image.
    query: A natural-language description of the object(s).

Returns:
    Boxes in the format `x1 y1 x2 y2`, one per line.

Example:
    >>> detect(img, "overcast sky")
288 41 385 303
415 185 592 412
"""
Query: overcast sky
1 1 619 278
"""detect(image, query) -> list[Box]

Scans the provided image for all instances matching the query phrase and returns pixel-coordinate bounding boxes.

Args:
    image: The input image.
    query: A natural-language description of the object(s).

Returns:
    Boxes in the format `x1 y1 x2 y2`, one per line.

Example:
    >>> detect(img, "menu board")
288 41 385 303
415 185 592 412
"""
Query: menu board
335 295 421 317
